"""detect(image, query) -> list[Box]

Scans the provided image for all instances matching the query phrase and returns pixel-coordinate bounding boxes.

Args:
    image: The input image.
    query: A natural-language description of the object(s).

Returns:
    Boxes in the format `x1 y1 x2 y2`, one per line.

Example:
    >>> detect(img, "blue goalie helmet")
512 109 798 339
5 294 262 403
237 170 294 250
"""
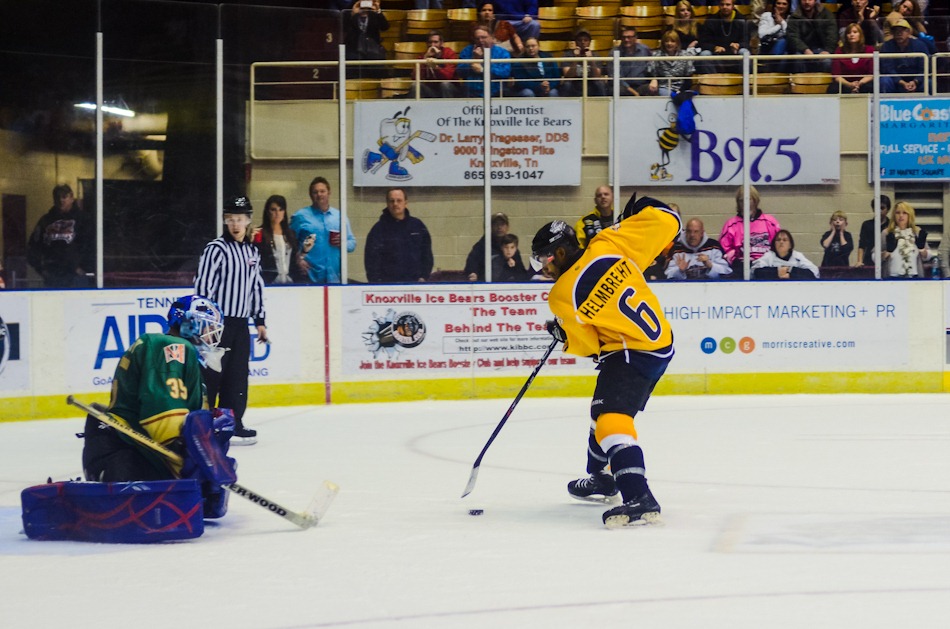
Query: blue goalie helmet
167 295 223 350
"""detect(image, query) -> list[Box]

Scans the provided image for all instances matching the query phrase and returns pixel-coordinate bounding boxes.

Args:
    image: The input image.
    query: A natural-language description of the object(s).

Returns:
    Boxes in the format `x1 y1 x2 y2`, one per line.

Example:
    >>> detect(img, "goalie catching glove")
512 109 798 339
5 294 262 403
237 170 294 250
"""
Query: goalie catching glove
546 319 567 344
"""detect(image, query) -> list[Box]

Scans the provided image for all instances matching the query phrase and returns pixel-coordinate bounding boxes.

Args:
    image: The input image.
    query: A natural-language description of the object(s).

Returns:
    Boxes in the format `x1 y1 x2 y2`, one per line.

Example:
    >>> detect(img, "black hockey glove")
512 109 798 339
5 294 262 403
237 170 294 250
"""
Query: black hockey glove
546 319 567 344
620 193 668 221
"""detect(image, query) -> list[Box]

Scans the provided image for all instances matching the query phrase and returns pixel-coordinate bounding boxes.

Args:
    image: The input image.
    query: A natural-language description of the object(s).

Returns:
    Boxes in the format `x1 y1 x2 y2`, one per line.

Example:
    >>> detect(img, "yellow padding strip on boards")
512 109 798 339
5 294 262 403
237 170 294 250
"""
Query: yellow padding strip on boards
595 412 637 443
3 371 947 423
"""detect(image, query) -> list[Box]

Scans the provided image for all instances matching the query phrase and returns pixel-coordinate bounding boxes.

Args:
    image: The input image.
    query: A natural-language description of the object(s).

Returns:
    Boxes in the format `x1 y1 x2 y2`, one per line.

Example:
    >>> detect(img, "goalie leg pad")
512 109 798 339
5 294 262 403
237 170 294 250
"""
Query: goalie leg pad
21 479 204 543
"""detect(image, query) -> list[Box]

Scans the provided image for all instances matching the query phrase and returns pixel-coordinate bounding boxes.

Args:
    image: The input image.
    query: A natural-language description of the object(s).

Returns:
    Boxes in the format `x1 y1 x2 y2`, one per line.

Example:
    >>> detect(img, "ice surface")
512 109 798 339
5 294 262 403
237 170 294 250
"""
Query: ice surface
2 394 949 628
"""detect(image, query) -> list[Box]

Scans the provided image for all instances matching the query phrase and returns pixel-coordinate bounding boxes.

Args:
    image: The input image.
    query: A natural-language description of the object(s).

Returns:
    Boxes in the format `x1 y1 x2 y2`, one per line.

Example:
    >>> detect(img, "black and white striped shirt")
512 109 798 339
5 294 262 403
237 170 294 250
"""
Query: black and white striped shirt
195 233 266 324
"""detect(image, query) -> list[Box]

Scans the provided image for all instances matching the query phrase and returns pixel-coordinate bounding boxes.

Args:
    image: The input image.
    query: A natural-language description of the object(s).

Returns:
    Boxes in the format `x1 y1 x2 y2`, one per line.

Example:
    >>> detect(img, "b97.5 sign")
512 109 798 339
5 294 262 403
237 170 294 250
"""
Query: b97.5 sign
618 97 839 187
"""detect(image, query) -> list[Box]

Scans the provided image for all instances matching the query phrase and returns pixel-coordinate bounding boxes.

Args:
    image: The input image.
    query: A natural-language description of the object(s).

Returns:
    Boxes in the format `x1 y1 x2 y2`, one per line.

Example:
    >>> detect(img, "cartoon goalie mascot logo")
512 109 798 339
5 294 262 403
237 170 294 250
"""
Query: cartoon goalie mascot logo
361 107 436 182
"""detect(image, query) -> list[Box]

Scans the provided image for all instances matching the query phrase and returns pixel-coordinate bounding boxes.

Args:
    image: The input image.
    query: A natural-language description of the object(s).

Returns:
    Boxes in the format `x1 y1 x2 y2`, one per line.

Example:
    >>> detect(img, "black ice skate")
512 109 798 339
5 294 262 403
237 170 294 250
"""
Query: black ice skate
602 488 661 528
232 425 258 446
567 471 619 504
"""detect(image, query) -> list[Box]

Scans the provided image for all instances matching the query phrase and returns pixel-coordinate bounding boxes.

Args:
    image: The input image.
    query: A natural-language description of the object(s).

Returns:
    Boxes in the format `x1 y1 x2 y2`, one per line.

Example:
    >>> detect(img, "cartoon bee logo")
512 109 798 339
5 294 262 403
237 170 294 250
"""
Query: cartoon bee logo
651 90 701 182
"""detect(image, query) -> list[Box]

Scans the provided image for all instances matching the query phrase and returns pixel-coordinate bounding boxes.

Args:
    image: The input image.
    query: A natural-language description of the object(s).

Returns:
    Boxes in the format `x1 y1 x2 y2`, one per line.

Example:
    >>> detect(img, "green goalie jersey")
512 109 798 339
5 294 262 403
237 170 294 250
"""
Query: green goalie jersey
108 333 206 447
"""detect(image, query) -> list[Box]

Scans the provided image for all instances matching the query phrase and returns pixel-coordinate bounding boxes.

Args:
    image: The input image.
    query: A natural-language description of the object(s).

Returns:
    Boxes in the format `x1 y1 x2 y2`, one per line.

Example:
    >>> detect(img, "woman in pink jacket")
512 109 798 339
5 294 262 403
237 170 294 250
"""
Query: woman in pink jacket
719 186 781 276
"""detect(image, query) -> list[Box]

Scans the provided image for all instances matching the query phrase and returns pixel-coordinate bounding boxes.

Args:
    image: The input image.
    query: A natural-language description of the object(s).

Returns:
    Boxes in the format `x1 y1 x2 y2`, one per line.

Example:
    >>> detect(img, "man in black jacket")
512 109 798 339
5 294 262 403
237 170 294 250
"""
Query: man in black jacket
787 0 837 73
343 0 389 78
364 188 434 283
27 184 94 288
697 0 751 73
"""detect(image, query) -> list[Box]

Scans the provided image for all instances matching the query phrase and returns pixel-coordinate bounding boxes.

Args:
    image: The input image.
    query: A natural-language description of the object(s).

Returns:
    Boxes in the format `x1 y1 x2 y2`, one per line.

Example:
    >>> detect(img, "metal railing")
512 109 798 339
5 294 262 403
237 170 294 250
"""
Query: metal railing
251 51 937 101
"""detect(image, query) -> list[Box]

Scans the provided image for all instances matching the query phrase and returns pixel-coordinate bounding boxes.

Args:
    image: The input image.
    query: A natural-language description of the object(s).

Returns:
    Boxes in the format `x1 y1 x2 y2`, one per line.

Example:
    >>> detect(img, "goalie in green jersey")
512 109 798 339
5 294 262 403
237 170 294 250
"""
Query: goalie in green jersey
82 295 225 482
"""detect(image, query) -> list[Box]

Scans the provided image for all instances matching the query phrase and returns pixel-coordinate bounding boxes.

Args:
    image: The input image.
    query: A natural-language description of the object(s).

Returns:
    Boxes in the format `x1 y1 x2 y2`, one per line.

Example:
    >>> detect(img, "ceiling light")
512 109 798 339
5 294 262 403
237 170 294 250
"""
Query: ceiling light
73 102 136 118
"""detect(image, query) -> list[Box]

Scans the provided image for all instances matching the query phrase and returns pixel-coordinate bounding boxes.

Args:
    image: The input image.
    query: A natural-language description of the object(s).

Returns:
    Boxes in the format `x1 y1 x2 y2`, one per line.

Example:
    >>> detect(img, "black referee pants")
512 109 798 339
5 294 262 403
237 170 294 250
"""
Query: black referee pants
203 317 250 426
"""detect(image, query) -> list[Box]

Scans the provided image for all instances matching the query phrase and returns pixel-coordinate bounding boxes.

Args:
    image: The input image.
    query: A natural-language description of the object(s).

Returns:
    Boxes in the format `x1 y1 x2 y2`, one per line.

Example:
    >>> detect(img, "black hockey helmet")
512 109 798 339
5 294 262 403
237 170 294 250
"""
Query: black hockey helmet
531 220 579 273
532 220 578 258
531 221 580 266
223 195 253 216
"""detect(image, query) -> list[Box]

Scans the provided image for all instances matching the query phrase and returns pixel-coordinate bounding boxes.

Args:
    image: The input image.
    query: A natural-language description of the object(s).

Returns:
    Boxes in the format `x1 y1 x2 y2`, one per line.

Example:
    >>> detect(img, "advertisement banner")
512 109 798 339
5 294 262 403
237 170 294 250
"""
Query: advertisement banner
341 285 581 376
879 98 950 181
617 97 840 186
0 292 30 393
353 100 581 187
64 289 302 391
655 282 909 373
341 282 909 378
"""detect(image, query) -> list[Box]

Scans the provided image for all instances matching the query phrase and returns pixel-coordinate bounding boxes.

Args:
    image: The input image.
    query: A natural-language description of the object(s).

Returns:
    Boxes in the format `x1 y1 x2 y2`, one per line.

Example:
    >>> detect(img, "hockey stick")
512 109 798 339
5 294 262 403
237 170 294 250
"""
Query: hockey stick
369 130 438 174
66 396 338 530
461 339 559 498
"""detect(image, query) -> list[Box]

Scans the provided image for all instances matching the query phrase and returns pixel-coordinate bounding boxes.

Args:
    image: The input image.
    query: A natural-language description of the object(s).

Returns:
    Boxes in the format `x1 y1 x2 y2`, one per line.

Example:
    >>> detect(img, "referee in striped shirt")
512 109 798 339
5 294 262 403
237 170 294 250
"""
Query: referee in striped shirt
195 196 267 444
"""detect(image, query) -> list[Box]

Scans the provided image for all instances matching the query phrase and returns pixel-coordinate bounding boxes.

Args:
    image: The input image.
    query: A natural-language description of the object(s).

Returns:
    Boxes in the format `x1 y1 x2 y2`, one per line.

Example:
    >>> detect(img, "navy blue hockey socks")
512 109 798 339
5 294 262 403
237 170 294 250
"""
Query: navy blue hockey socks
607 444 648 499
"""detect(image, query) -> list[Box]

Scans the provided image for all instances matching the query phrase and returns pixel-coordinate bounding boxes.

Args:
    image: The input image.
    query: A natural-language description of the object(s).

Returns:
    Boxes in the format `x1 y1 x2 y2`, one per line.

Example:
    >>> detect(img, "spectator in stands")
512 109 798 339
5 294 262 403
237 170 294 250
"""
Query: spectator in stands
27 184 95 288
254 195 305 285
458 25 512 97
419 31 459 98
615 27 654 96
665 218 733 280
464 212 524 281
291 176 357 284
856 194 890 267
646 31 697 96
698 0 751 73
574 185 615 249
343 0 389 78
883 201 930 278
512 37 560 97
752 230 820 279
885 1 929 38
644 201 681 280
836 0 883 47
493 1 541 44
669 1 700 51
364 188 434 283
719 185 781 275
938 223 950 277
757 0 791 72
880 19 930 93
831 23 875 93
561 29 608 97
884 1 936 53
477 2 523 56
786 0 837 73
819 210 854 267
491 233 530 282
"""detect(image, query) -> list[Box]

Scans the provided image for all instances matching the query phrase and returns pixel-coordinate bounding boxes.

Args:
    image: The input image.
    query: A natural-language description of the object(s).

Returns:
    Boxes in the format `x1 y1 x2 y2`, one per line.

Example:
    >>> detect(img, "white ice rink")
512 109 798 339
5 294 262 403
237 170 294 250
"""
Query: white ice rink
2 394 949 629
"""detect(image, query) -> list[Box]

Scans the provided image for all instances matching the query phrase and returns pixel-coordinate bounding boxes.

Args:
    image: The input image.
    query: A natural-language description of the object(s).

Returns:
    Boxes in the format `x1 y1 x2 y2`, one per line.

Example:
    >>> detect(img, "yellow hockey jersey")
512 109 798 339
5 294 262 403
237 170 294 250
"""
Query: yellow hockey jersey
547 202 681 358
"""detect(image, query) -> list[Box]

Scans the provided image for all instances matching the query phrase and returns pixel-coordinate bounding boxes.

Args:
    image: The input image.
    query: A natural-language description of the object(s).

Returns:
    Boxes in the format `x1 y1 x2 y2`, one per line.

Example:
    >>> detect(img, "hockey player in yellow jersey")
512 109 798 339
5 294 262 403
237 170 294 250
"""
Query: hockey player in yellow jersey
531 194 681 528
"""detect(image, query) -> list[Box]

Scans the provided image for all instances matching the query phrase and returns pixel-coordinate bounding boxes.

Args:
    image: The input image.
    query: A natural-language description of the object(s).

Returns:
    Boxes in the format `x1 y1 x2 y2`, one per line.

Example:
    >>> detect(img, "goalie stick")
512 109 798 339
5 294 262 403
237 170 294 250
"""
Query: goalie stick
461 339 558 498
66 396 338 530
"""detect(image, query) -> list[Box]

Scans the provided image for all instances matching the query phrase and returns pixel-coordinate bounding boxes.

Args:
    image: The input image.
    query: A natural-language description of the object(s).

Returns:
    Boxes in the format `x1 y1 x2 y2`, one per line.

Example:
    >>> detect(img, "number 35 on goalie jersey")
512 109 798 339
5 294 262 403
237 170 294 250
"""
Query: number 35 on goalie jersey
548 204 681 358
